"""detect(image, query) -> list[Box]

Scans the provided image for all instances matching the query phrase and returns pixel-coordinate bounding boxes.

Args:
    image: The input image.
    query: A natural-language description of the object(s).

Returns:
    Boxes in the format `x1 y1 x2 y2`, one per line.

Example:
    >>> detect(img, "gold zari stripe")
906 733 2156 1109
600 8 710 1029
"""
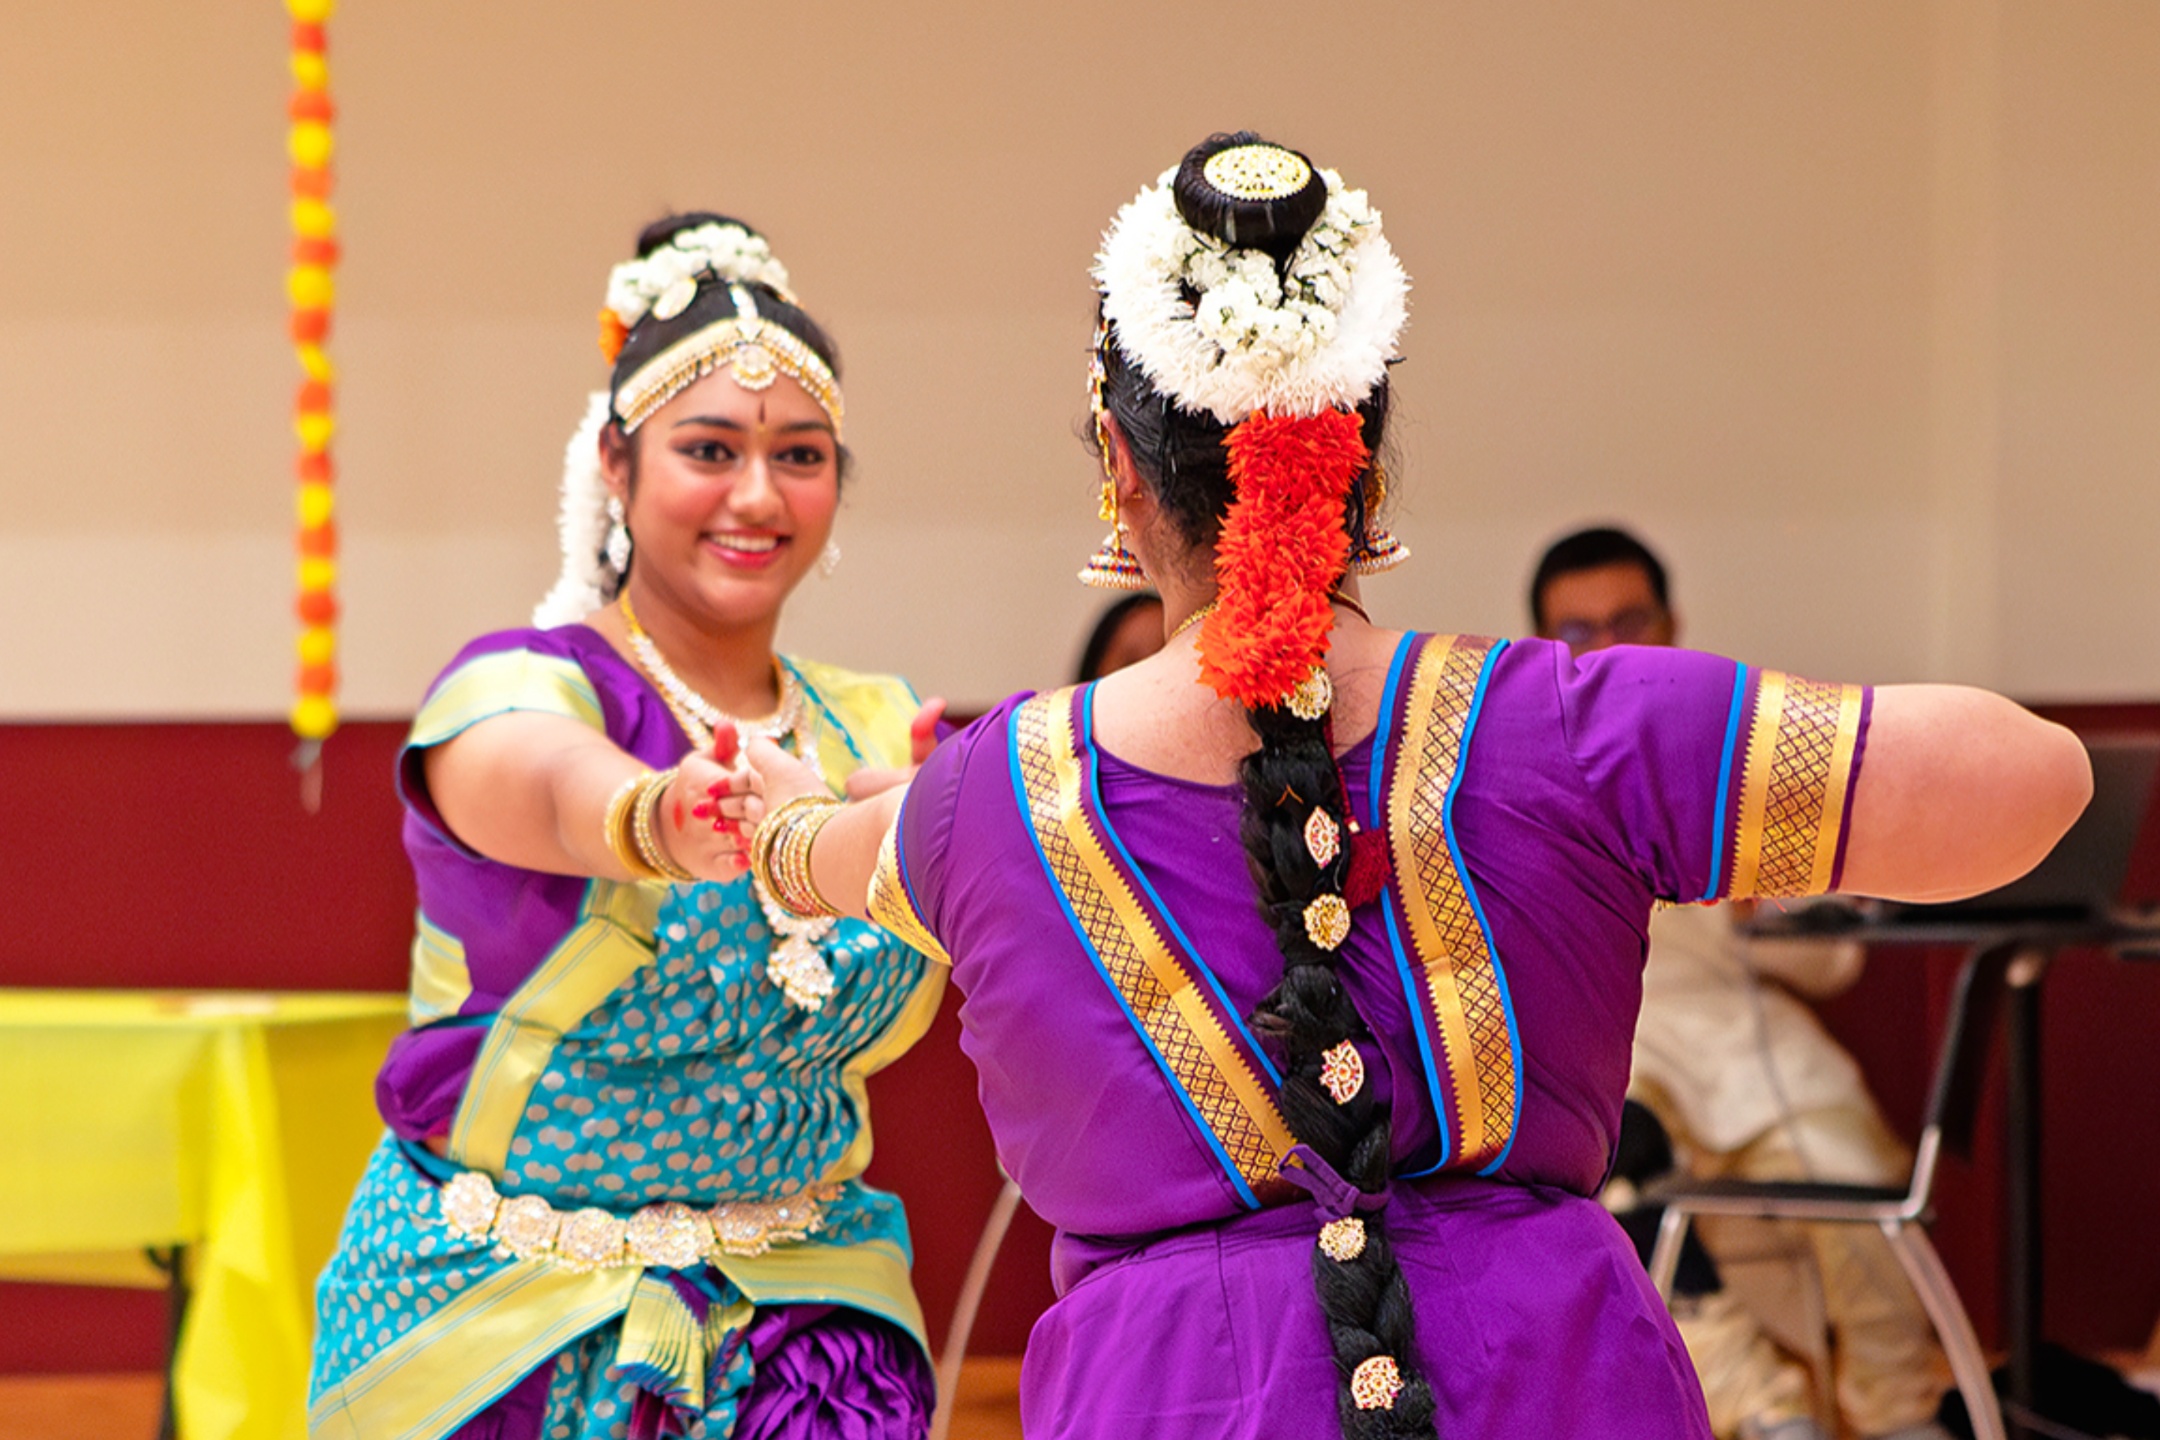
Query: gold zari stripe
1726 673 1866 900
1015 692 1295 1199
1385 635 1516 1170
868 802 951 966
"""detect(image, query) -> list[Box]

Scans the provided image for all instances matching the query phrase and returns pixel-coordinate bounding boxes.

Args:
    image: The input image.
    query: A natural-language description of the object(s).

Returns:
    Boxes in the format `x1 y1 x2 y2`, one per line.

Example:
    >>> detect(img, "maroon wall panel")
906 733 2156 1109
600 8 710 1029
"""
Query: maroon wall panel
2 707 2154 1375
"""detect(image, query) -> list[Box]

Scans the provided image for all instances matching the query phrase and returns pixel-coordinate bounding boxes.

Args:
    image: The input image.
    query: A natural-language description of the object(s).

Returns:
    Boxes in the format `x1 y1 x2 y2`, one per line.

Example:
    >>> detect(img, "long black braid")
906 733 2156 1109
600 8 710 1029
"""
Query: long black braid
1097 132 1434 1439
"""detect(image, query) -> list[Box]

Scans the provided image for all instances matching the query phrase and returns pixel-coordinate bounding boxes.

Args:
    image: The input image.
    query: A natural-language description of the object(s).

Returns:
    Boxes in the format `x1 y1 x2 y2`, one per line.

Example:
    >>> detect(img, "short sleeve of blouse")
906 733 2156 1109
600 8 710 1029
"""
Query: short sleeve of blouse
866 696 1028 968
398 634 610 855
1552 644 1871 903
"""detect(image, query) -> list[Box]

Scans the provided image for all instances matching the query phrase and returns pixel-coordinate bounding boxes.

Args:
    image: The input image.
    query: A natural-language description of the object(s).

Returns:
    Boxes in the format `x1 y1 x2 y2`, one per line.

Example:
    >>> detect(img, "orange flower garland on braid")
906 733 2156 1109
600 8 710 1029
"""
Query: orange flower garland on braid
1198 410 1369 709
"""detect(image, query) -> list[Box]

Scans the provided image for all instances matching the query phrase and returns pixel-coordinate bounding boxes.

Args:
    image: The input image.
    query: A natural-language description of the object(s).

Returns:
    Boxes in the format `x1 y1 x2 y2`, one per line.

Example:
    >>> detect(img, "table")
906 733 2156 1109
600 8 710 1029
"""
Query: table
0 990 407 1440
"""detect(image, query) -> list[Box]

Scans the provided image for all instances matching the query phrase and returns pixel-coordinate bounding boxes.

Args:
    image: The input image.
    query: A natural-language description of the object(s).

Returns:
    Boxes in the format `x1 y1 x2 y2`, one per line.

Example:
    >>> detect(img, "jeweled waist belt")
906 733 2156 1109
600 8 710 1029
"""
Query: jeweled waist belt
437 1167 843 1274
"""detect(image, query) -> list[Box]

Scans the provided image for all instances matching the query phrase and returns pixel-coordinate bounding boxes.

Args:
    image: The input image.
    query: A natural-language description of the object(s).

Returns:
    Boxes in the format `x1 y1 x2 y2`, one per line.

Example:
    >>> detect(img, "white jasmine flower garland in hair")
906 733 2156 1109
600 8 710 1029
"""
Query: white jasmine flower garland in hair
1094 168 1406 424
533 391 615 627
604 222 794 330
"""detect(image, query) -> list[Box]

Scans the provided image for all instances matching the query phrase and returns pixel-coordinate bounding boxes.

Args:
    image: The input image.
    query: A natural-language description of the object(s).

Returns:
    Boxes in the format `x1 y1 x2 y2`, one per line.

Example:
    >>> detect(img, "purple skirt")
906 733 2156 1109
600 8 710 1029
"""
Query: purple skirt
1026 1179 1713 1439
454 1302 933 1440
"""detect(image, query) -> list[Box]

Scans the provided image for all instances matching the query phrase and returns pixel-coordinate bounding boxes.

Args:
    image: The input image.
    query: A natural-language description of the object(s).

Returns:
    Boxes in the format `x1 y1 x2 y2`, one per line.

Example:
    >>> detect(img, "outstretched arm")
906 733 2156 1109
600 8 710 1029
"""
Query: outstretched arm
728 703 944 922
1837 685 2090 903
424 712 741 883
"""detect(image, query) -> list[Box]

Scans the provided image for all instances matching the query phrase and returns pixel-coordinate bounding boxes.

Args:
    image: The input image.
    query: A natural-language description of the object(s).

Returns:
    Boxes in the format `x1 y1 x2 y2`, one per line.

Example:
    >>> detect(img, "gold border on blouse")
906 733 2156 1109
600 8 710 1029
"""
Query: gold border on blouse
1725 672 1866 901
1384 634 1517 1172
868 800 951 967
1014 690 1296 1202
408 649 604 750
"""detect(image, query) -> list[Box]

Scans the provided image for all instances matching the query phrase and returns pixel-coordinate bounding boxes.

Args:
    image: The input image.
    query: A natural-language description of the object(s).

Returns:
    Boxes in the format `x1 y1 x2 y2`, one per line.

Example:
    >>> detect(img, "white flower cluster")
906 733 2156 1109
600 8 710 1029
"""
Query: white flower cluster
603 222 793 331
1186 175 1375 368
533 391 616 628
1096 167 1407 424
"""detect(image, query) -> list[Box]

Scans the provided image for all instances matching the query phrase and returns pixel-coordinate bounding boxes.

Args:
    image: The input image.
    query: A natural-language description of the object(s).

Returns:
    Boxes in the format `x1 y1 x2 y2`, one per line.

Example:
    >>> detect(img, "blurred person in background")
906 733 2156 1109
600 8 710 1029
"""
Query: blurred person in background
1533 525 1956 1440
308 215 943 1440
1075 592 1166 682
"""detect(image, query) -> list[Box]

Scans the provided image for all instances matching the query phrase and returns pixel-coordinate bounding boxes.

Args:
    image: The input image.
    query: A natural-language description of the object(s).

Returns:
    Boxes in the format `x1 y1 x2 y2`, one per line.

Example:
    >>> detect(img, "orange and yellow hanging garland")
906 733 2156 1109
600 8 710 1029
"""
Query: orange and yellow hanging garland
288 0 339 767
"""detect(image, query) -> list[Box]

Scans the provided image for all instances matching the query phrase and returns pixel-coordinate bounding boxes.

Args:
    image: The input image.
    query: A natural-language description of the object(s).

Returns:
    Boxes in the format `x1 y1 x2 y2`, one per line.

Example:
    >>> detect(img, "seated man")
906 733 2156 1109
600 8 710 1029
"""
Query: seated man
1531 526 1954 1440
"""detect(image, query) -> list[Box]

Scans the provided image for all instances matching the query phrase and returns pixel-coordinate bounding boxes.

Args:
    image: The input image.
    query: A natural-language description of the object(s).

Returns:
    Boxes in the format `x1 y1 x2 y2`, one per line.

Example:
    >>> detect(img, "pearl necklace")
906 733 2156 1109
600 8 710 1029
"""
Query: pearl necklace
616 593 836 1010
618 594 812 763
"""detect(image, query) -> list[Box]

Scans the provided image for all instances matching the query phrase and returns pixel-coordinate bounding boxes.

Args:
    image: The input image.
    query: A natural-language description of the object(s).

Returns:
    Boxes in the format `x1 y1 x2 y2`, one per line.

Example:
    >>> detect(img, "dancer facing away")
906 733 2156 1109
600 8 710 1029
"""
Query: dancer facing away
309 215 945 1440
718 134 2088 1438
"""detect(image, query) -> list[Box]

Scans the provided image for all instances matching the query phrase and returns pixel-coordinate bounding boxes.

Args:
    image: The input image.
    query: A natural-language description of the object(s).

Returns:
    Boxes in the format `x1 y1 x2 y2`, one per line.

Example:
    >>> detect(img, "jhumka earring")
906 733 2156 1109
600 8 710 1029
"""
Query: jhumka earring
1079 320 1149 591
819 537 842 578
605 496 633 574
1078 481 1148 591
1345 462 1409 576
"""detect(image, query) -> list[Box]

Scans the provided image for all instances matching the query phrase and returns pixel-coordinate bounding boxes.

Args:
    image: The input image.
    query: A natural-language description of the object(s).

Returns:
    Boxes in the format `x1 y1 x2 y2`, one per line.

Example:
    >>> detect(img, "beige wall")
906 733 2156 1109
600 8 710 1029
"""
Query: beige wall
1 0 2154 718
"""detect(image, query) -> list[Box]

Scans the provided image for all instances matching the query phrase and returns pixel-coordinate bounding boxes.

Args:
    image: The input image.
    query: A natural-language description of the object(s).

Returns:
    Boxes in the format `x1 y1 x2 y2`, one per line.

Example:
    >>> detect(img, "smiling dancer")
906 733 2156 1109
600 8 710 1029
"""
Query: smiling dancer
708 133 2089 1438
308 215 942 1440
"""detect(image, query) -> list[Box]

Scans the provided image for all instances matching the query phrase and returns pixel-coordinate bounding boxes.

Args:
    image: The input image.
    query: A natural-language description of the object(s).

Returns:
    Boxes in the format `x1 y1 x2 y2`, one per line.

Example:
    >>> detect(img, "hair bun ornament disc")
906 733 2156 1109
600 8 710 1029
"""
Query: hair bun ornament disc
1197 409 1368 711
1202 144 1314 201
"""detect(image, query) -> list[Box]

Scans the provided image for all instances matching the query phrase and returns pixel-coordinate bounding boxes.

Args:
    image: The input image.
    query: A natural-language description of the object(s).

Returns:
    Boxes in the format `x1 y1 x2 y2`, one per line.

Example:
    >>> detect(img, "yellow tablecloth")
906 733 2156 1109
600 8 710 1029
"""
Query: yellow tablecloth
0 989 407 1440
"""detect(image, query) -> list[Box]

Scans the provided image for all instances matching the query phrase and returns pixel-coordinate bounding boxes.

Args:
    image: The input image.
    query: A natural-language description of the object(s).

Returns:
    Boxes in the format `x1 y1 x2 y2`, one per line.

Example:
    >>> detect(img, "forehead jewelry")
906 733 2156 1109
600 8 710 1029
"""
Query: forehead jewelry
614 284 843 438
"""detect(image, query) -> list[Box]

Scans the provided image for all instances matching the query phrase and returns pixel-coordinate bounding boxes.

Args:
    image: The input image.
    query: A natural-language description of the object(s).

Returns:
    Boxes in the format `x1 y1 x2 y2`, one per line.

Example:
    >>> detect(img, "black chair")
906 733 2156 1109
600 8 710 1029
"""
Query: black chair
1646 941 2019 1440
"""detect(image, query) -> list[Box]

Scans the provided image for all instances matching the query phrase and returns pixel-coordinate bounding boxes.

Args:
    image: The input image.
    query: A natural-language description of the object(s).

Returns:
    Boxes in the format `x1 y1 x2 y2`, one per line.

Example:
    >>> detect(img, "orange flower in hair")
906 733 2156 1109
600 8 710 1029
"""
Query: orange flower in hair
1197 408 1368 710
598 307 630 363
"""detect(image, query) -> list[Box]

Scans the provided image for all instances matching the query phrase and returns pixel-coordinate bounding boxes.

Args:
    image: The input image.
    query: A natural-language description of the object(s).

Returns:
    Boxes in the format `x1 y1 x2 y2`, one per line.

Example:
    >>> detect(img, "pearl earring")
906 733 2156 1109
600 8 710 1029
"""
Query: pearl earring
604 497 632 574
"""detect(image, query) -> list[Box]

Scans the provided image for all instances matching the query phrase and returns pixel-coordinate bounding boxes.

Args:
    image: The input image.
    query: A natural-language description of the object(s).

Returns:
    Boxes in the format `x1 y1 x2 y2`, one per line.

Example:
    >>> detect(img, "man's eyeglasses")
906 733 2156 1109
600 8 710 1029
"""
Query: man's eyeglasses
1553 607 1665 655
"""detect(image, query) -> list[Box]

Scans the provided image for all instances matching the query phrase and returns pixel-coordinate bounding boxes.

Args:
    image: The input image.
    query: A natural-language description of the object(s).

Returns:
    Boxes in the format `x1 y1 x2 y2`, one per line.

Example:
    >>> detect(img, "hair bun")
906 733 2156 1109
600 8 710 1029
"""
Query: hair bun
635 211 762 259
1173 132 1327 267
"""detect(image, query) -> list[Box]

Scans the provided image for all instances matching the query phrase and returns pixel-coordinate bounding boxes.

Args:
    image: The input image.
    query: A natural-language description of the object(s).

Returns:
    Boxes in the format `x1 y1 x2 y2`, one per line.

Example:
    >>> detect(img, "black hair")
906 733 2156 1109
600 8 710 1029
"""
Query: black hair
1097 132 1435 1439
1074 593 1164 684
1526 525 1669 631
598 212 850 598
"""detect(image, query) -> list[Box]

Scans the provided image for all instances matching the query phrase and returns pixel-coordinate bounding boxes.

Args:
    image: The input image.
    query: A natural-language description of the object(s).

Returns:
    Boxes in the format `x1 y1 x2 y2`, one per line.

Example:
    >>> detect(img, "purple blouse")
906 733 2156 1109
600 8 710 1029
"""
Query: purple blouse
868 635 1870 1437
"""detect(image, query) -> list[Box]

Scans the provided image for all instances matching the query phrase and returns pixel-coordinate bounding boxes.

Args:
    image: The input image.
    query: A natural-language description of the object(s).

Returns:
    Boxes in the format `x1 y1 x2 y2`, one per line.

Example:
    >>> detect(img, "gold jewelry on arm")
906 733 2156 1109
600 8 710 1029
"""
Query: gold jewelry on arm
604 771 665 881
750 794 846 920
630 768 696 883
604 767 693 883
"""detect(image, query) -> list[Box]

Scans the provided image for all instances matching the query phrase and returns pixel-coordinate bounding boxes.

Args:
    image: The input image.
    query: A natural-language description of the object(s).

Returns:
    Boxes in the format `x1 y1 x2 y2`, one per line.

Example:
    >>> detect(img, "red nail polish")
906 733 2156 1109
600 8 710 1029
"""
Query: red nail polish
692 803 712 820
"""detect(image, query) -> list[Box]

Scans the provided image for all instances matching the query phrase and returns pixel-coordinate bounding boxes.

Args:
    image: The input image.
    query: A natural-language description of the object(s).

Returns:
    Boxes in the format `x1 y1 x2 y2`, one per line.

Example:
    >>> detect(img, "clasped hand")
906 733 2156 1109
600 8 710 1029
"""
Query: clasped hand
665 699 945 881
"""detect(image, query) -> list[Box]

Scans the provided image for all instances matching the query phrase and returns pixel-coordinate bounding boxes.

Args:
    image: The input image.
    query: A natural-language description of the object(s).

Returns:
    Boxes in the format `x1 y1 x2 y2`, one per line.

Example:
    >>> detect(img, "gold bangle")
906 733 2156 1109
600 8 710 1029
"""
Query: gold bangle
631 767 696 883
750 794 844 919
604 770 666 882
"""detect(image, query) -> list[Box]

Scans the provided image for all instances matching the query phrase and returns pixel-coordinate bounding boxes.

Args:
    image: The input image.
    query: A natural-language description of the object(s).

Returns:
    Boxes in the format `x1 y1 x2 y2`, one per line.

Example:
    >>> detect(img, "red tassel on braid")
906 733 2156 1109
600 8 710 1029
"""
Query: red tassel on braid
1197 409 1370 710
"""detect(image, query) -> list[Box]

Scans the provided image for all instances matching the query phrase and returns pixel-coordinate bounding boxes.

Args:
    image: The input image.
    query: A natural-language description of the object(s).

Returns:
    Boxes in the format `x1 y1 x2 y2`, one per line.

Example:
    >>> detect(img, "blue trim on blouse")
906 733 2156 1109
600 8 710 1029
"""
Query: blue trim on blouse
1450 641 1526 1176
1078 687 1282 1087
1702 663 1750 902
1007 701 1263 1211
